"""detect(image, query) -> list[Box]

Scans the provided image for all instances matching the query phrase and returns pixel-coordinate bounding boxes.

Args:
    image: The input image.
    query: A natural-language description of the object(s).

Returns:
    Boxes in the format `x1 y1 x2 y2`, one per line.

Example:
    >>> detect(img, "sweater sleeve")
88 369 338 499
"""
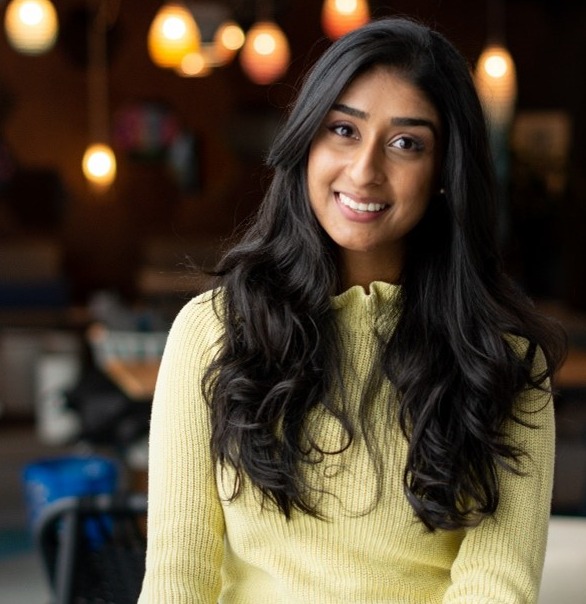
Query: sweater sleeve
443 351 555 604
138 294 225 603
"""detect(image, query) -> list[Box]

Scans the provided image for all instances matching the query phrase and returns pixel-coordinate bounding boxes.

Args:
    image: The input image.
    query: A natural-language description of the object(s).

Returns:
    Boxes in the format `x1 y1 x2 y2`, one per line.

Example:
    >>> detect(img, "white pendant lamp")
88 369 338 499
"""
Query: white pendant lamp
475 0 518 130
475 44 517 129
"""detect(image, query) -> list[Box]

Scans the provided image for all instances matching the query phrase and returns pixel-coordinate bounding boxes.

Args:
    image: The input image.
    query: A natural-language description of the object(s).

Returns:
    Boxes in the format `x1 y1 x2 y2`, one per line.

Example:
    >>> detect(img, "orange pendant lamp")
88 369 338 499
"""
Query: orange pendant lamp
148 2 201 70
213 19 245 66
239 20 290 85
321 0 370 41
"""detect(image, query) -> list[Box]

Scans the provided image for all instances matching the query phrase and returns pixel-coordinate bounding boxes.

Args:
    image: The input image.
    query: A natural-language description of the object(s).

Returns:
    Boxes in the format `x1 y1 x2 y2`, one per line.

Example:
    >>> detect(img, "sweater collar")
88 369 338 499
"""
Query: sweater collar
331 281 401 332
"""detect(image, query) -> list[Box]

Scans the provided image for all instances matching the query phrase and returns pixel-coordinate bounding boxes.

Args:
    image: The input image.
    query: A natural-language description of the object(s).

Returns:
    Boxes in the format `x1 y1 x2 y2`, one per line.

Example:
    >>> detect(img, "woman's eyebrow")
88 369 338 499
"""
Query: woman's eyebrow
391 116 438 137
331 103 368 119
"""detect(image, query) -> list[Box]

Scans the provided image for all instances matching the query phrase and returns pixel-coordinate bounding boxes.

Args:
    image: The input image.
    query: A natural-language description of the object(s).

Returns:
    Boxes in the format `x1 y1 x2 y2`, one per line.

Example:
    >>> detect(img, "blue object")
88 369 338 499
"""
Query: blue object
22 456 118 532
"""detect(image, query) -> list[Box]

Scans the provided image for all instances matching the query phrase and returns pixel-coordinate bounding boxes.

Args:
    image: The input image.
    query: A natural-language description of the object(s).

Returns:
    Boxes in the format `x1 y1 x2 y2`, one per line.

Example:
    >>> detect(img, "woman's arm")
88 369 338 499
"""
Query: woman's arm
444 352 555 604
138 294 225 603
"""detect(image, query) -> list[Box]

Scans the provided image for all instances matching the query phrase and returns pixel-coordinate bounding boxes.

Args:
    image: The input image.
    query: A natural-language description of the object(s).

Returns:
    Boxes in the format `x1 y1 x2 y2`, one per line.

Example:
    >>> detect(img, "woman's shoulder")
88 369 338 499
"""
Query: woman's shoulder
180 286 224 312
503 333 546 367
503 333 531 356
179 287 223 316
167 287 225 349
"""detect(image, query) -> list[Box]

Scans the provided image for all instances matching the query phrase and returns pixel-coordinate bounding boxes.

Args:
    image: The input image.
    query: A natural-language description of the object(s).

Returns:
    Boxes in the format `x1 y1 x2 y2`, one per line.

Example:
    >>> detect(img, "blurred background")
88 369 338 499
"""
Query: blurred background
1 0 586 601
0 0 584 309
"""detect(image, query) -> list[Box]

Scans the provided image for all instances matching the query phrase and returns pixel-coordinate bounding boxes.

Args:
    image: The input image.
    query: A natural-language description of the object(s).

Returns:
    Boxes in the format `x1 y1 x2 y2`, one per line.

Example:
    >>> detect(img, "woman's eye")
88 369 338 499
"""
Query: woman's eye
329 123 356 138
391 136 424 152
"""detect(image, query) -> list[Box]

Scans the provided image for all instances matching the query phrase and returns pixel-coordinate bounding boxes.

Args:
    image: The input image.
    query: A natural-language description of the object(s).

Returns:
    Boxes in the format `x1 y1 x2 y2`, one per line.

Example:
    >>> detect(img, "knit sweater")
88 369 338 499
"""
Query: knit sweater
138 282 555 604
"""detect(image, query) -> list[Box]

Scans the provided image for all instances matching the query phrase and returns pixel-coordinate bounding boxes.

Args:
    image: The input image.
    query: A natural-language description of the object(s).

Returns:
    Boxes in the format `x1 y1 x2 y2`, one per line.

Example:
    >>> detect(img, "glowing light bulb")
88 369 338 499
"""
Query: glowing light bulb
162 16 187 40
82 143 117 188
21 2 43 25
253 33 276 56
335 0 358 14
484 55 508 78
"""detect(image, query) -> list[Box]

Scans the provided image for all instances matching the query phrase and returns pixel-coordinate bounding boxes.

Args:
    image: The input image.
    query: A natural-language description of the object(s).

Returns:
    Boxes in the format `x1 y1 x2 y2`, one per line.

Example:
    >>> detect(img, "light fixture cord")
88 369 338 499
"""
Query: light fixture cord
255 0 274 21
87 0 110 144
487 0 506 45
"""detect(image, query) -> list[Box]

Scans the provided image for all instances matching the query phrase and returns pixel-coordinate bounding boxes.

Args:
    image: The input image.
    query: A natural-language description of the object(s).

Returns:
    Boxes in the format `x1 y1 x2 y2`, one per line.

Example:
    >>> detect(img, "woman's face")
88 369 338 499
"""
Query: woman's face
307 66 442 287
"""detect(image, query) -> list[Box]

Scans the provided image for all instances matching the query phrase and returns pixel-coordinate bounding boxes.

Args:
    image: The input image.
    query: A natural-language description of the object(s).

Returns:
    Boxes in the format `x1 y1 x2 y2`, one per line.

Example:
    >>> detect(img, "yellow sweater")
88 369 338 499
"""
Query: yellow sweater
138 282 555 603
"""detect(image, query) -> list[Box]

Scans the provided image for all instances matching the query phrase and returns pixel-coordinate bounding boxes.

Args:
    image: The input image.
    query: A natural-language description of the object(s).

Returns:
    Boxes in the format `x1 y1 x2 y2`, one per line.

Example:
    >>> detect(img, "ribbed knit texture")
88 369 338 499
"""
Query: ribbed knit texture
138 282 555 603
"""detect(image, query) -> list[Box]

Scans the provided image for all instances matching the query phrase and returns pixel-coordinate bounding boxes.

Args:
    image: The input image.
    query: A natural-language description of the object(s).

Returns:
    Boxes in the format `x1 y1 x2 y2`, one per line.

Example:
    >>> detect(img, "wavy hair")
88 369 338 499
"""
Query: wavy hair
203 17 566 530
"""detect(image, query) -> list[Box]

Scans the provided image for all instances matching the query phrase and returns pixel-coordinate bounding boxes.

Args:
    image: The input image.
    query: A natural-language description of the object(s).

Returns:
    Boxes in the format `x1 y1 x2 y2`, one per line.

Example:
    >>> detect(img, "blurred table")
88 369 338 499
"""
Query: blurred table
102 359 160 401
86 324 166 401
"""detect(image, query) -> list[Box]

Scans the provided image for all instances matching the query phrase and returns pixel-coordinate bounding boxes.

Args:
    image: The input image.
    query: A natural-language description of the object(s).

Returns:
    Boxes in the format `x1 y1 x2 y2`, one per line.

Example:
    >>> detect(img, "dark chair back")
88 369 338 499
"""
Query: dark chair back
34 492 147 604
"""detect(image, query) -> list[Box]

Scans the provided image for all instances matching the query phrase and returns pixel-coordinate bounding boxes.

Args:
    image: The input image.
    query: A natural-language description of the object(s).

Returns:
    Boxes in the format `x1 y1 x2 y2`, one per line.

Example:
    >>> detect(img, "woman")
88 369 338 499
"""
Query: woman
139 17 565 603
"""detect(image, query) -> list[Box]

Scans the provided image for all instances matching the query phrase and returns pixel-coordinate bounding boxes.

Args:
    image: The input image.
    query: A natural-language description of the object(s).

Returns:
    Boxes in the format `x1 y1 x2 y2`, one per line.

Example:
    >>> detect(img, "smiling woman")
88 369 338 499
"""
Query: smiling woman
307 66 441 287
138 17 566 604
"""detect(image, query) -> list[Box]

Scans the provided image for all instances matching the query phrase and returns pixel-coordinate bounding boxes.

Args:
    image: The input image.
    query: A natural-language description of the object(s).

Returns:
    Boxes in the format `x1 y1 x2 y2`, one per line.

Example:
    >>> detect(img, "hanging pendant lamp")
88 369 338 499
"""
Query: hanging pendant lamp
475 44 517 129
321 0 370 41
213 19 245 66
240 20 290 85
83 0 116 191
147 2 201 70
4 0 58 55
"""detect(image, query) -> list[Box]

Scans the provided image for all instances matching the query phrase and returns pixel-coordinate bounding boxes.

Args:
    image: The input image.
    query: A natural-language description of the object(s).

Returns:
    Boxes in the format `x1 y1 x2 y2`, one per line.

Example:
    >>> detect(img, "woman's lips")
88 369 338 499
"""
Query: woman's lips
338 192 389 212
336 192 390 221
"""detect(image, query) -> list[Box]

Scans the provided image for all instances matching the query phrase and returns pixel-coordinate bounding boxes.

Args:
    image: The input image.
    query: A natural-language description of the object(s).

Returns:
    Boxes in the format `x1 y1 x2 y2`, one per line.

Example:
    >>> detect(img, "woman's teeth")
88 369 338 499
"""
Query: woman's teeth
338 192 387 213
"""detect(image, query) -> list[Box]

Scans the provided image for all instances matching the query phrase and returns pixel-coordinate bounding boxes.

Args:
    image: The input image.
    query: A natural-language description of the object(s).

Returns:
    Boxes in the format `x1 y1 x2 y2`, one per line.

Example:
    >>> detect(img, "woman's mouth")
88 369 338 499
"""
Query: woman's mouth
337 192 389 213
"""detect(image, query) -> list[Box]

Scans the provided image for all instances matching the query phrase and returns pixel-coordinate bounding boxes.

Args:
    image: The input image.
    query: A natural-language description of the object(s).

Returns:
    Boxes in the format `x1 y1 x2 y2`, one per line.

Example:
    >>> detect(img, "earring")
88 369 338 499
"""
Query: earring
439 188 446 195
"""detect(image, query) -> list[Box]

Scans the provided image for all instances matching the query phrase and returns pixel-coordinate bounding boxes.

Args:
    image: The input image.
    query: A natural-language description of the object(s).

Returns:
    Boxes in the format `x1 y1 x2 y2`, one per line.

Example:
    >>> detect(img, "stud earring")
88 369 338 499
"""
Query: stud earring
439 188 446 195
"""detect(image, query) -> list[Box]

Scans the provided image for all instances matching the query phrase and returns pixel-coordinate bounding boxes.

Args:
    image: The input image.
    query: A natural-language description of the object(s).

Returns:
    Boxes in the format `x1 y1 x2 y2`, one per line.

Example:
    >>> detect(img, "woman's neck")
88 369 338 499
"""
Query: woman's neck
338 249 403 292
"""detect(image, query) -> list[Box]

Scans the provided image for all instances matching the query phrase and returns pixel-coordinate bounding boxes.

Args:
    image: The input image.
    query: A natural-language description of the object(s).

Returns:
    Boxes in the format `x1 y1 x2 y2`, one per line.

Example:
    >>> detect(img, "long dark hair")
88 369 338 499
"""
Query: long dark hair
203 18 566 530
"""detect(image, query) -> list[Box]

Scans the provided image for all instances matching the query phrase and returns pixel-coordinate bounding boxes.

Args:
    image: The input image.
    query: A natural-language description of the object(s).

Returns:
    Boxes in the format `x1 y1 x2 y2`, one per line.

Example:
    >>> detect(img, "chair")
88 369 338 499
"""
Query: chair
34 492 147 604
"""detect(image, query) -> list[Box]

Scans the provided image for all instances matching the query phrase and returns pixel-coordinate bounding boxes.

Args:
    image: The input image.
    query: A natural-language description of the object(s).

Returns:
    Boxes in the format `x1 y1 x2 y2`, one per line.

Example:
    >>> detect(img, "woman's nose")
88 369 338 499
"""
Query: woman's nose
347 142 385 187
